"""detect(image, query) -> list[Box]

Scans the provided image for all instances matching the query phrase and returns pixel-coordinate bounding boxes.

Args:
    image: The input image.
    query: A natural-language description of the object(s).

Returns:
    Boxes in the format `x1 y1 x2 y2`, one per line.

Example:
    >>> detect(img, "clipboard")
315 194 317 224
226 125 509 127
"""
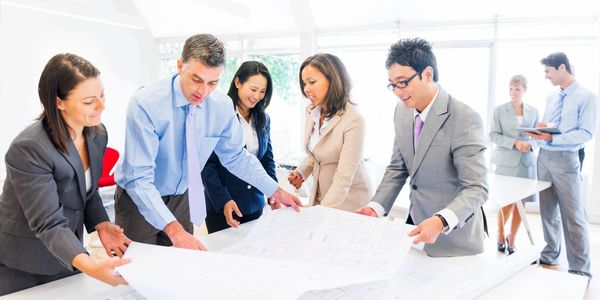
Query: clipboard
516 127 561 134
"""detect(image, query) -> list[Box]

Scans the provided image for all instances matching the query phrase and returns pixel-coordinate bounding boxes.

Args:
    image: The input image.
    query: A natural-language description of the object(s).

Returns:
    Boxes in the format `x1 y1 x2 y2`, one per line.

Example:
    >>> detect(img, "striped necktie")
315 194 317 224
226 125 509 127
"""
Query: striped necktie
548 91 566 126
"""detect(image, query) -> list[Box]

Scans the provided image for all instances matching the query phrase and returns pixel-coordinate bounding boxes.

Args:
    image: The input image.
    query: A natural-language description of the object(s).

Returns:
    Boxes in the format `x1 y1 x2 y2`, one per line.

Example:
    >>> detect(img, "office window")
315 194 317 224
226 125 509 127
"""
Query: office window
219 54 303 160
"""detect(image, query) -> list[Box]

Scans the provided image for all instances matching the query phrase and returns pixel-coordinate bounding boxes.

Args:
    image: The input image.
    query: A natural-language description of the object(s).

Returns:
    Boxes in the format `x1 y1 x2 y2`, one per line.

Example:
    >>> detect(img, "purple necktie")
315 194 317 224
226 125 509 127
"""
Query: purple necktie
186 104 206 225
413 114 424 152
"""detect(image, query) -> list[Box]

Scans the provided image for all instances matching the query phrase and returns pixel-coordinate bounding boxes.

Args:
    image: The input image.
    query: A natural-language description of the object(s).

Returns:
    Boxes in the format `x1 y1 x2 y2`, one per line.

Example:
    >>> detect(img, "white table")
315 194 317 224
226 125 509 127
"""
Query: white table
388 173 551 244
0 216 587 300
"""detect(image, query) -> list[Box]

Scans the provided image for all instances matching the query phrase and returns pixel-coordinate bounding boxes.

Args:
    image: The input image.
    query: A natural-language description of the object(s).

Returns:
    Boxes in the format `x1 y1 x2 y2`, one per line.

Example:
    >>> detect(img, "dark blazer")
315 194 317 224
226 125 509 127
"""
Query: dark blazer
202 114 277 215
0 120 109 275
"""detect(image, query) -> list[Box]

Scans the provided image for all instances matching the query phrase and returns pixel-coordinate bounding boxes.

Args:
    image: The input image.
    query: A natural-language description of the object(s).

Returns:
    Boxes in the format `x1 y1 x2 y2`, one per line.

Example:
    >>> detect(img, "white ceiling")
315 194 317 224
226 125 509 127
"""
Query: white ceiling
130 0 599 38
2 0 599 38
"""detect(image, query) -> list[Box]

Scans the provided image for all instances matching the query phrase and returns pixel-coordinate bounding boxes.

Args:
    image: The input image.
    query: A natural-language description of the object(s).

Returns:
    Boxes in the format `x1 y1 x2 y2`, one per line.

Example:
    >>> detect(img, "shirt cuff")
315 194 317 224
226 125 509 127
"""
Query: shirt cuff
366 202 385 218
295 169 305 180
260 177 280 198
436 208 458 234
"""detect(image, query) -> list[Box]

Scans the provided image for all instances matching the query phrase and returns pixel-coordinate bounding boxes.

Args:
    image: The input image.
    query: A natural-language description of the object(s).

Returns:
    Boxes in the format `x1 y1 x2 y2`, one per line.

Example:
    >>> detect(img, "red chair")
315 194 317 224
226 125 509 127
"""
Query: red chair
98 147 119 187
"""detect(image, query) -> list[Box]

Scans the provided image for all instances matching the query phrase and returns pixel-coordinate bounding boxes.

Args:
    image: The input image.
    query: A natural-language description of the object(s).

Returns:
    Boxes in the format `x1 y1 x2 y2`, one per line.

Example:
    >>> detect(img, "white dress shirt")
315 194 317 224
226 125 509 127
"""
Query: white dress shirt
308 106 331 153
237 109 259 156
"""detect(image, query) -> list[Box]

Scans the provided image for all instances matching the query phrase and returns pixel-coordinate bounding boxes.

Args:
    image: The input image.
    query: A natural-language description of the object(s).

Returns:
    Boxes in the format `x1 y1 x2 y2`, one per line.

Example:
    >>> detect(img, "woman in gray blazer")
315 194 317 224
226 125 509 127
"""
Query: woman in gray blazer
0 54 131 295
489 75 539 255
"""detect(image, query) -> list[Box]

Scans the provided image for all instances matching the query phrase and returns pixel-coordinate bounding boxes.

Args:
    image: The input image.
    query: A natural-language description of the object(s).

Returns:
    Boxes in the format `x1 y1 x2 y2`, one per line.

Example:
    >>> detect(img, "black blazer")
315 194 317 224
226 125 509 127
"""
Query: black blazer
0 121 109 275
202 114 277 215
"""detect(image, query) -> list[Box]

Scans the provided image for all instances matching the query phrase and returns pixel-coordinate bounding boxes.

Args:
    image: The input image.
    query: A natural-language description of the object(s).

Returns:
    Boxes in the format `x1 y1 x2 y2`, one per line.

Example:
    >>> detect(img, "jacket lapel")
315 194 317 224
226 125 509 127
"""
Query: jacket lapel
86 129 101 196
256 126 266 160
313 114 341 152
524 104 537 127
59 138 86 202
411 89 450 177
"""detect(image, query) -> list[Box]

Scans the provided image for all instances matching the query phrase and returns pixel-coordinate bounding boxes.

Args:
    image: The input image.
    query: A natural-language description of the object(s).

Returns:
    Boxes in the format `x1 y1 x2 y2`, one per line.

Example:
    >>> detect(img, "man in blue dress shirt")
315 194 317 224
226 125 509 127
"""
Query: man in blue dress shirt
527 52 597 278
114 34 301 250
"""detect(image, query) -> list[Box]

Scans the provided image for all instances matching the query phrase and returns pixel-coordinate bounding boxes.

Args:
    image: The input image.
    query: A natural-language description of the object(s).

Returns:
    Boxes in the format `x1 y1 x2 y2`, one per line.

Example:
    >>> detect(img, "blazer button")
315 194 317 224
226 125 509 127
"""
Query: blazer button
247 185 252 190
411 184 417 190
74 210 81 216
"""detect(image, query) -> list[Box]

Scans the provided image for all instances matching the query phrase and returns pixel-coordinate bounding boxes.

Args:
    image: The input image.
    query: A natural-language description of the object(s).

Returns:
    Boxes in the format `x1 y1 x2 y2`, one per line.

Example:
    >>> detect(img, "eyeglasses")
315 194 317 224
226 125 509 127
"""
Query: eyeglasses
387 72 421 91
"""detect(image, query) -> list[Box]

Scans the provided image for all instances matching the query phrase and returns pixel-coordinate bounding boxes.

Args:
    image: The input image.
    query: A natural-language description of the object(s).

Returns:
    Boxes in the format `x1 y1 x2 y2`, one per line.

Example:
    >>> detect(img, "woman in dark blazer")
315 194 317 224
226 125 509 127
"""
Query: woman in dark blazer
0 54 131 295
202 61 277 233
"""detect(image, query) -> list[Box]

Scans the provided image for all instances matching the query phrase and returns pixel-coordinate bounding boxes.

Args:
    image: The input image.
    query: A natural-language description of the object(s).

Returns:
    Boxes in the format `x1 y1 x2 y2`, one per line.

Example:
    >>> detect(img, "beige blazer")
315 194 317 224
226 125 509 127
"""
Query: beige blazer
296 103 373 211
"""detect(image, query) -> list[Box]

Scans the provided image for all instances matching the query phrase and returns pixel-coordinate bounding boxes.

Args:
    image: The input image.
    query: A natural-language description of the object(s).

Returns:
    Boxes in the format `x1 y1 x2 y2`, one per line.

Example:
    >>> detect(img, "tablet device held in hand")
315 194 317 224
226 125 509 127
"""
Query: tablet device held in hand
516 127 561 134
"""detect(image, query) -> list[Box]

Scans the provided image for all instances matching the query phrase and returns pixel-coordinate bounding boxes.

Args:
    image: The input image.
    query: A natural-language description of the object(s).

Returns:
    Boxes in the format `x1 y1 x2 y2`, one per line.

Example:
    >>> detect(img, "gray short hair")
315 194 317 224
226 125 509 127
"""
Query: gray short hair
181 34 225 67
509 74 528 89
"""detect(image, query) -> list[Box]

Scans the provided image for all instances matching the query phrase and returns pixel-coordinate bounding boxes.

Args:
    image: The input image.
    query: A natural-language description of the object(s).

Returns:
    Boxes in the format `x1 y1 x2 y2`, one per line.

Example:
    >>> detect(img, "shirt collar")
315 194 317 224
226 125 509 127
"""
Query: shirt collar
561 80 579 96
413 85 440 122
310 106 329 122
172 74 194 109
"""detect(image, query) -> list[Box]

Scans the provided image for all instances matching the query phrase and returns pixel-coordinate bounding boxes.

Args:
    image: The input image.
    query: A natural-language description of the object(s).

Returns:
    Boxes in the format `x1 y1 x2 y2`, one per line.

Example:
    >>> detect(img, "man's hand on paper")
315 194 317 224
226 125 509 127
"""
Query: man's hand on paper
268 197 281 210
514 140 531 153
354 207 378 217
408 216 443 245
224 200 242 228
270 187 302 212
287 170 304 189
163 221 207 251
96 221 131 257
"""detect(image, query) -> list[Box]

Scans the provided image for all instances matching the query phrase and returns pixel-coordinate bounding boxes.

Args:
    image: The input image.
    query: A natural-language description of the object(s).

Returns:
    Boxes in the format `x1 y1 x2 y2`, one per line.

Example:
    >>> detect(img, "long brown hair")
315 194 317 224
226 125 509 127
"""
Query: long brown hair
37 53 100 152
299 53 353 119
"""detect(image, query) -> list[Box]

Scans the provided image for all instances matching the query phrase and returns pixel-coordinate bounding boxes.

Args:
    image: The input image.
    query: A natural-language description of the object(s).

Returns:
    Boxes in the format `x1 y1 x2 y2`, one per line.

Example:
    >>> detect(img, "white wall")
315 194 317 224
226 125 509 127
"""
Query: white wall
0 2 159 169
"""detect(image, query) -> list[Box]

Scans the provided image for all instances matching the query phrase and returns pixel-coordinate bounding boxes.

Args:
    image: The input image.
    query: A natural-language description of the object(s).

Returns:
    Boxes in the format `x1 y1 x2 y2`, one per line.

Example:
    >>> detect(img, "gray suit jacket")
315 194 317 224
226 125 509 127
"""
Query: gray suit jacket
0 121 109 275
372 87 488 257
489 102 539 168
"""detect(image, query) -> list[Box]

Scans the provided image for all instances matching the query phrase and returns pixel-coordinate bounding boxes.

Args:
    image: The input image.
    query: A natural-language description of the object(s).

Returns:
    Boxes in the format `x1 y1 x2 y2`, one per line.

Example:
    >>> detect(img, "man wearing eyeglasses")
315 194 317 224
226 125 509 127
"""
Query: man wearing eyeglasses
356 38 488 257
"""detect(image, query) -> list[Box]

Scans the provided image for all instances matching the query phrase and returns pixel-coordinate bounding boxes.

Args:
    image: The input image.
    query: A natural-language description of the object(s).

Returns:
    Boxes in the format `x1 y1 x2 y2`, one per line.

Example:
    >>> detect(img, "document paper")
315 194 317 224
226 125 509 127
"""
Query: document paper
117 206 413 300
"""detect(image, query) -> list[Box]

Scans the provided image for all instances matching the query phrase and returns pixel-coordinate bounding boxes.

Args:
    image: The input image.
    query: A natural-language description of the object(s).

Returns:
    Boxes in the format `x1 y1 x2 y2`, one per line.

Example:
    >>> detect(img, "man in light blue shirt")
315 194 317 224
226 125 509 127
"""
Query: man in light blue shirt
527 52 597 278
114 34 301 250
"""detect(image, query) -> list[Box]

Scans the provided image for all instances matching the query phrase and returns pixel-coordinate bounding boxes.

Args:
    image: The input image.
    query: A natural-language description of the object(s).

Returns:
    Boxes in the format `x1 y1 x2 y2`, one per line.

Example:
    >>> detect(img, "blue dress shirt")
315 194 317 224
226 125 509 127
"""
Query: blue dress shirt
540 81 597 152
115 73 279 230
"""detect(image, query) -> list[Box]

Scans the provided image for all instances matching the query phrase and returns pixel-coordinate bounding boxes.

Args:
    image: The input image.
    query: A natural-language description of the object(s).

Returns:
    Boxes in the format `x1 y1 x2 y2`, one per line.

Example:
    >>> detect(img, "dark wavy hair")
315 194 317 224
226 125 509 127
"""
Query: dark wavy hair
227 61 273 130
299 53 353 119
385 37 439 82
37 53 101 153
541 52 572 74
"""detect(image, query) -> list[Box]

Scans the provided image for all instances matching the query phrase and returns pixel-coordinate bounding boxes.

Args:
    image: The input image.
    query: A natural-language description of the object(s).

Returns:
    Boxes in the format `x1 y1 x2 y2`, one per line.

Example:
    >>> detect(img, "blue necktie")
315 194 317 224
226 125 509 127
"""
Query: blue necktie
548 91 566 126
186 105 206 225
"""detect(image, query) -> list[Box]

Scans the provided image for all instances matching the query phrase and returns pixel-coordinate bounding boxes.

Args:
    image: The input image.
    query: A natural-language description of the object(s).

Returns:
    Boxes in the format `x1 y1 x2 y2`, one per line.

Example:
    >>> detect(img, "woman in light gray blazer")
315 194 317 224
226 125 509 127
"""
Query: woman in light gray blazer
0 54 130 295
489 75 539 255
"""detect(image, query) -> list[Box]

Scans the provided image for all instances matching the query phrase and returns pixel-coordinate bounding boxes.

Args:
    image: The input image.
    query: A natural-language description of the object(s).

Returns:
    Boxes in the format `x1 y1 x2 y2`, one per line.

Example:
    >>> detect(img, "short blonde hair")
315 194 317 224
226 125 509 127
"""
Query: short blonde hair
509 74 528 89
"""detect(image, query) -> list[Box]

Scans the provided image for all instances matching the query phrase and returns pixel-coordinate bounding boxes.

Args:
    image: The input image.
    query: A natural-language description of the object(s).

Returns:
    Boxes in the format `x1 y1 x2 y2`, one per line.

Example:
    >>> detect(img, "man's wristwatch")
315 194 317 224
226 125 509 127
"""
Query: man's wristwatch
434 213 448 228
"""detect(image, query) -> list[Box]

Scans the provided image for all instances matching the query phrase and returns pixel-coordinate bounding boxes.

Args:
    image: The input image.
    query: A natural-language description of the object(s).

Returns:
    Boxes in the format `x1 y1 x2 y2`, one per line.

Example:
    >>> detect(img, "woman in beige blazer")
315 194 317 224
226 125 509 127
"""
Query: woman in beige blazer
288 53 373 211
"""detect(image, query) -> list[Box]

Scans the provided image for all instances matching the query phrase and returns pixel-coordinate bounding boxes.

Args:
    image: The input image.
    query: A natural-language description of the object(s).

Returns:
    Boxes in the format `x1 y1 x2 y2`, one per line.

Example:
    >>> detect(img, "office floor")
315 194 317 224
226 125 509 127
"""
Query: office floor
87 211 600 299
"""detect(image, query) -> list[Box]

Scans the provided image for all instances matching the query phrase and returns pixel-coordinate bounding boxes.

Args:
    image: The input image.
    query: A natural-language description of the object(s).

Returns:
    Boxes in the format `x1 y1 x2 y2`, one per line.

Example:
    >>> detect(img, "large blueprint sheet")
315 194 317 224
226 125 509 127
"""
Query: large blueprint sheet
117 206 413 300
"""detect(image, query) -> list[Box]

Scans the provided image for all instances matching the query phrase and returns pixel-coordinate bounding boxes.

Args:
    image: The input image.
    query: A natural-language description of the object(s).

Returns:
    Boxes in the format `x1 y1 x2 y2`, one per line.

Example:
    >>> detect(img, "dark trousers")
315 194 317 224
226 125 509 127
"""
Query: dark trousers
0 263 77 296
406 213 415 225
115 186 193 246
579 147 585 171
205 209 263 234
